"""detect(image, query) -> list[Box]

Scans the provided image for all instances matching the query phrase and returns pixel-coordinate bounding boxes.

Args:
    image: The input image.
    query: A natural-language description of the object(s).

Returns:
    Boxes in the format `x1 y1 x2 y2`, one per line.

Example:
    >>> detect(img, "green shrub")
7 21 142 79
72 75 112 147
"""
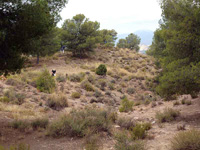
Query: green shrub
47 107 113 137
56 74 66 82
0 96 10 103
119 97 134 112
36 68 56 93
46 93 68 110
130 123 151 140
156 108 180 123
71 92 81 99
170 130 200 150
31 118 49 129
81 81 95 92
96 64 107 76
115 130 146 150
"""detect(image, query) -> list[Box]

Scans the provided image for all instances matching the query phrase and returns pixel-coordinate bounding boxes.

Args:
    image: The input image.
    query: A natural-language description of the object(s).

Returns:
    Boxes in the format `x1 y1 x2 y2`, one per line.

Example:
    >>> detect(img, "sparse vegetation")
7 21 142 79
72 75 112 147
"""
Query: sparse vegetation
69 73 85 82
0 143 30 150
156 108 180 123
170 130 200 150
31 118 49 130
114 130 146 150
48 107 114 137
56 74 66 82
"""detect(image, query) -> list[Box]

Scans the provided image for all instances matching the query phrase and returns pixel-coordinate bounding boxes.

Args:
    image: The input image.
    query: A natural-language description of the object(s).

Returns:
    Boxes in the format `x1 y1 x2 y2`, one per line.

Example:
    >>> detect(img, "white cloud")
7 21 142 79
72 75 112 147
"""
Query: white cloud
58 0 162 34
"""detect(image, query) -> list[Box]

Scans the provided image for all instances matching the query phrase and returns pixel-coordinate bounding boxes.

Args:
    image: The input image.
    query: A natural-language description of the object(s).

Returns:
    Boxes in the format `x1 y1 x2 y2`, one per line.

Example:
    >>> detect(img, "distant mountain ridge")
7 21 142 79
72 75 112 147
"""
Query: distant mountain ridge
116 30 154 45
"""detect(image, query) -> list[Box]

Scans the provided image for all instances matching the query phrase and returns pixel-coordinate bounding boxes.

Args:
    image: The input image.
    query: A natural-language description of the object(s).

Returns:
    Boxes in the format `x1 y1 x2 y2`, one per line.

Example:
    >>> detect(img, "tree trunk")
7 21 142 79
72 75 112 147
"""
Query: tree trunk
36 53 39 64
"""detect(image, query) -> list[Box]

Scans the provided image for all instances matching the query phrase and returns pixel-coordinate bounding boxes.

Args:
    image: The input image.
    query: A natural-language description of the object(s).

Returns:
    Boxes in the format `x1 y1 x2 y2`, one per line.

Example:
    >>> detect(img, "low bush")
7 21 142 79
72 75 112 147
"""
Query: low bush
127 88 135 95
47 107 113 137
96 64 107 76
87 75 96 84
11 120 30 132
31 118 49 130
0 96 10 103
130 123 151 140
3 89 25 105
119 97 134 112
156 108 180 123
170 130 200 150
115 130 146 150
81 81 95 92
108 83 115 90
71 92 81 99
84 133 99 150
117 117 135 130
36 68 56 93
69 72 85 82
56 74 66 82
98 79 107 90
46 93 68 110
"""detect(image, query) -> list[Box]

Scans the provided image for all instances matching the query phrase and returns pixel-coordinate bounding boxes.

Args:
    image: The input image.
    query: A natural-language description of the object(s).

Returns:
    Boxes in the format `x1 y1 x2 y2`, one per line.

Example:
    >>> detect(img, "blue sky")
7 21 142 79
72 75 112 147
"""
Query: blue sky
58 0 162 34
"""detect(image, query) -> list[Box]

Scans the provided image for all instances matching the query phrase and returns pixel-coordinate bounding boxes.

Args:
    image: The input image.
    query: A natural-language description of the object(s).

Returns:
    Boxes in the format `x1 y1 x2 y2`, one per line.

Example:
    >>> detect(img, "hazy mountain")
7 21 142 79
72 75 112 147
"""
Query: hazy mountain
117 30 154 45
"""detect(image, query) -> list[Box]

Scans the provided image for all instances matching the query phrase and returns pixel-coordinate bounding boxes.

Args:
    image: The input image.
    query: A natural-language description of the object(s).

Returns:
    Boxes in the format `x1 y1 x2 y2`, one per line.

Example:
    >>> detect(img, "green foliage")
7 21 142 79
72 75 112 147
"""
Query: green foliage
156 108 180 123
114 131 146 150
61 14 100 57
96 64 107 76
81 81 95 92
130 123 152 140
170 129 200 150
98 29 117 48
47 107 113 137
0 96 10 103
117 39 127 48
0 0 67 75
147 0 200 98
119 97 134 112
117 33 141 52
71 92 81 99
46 93 68 110
36 68 56 93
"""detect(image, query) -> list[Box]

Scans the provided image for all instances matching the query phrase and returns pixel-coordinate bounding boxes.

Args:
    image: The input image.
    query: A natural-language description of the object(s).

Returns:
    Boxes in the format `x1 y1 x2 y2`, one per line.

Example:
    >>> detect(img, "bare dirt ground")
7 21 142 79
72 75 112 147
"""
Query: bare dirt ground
0 49 200 150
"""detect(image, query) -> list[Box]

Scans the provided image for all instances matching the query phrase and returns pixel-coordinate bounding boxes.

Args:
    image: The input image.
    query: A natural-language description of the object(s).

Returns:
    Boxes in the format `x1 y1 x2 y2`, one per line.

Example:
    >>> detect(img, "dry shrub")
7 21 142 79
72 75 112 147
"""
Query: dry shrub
46 93 68 110
170 130 200 150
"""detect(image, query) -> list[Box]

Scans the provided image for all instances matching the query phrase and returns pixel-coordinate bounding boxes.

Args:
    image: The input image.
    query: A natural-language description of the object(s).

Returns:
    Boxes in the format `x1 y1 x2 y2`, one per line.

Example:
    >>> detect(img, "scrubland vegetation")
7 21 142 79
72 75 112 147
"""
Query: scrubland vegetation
1 0 200 150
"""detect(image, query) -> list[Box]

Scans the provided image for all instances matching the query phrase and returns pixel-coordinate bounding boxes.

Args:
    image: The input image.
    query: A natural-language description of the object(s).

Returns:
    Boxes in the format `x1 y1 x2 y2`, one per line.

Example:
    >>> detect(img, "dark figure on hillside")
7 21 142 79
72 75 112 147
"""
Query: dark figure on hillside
52 69 56 76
